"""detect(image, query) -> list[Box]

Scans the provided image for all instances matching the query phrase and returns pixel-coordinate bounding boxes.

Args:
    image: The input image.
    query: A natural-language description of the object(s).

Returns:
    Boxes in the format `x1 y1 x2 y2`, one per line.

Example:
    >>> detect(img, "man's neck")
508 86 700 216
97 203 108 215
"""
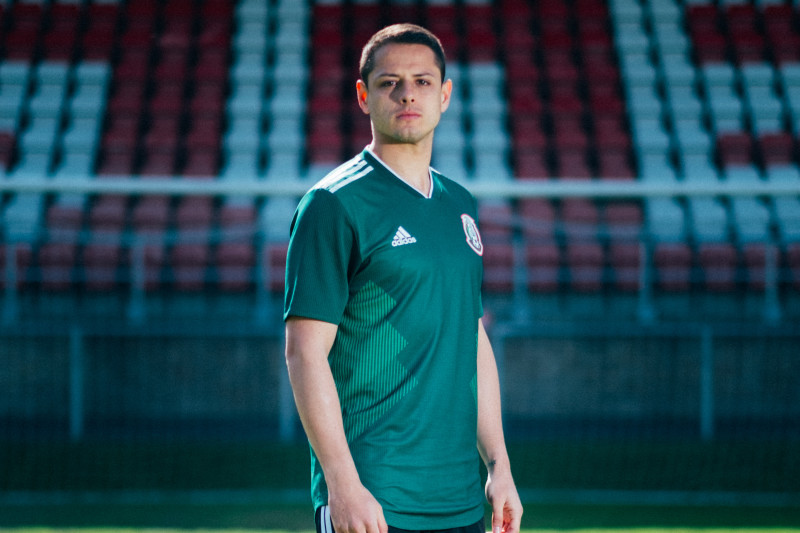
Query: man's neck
368 141 433 197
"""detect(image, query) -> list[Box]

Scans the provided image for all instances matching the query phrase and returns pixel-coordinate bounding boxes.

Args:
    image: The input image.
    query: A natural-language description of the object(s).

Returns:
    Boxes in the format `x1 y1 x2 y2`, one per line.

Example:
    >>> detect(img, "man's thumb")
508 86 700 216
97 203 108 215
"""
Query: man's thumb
492 504 504 533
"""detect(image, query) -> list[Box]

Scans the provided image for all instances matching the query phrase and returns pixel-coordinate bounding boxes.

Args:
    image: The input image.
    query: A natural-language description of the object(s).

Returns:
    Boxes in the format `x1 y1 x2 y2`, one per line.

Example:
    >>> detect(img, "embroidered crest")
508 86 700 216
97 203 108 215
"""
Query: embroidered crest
461 214 483 256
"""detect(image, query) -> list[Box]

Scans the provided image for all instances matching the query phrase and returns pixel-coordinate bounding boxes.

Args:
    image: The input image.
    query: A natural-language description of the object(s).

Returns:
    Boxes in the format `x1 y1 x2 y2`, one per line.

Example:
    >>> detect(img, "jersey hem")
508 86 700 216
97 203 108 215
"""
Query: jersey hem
383 505 485 531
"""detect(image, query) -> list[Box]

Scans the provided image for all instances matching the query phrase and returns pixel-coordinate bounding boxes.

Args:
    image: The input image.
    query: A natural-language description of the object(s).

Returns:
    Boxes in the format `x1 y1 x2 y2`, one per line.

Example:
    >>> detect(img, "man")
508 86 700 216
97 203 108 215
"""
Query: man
284 24 522 533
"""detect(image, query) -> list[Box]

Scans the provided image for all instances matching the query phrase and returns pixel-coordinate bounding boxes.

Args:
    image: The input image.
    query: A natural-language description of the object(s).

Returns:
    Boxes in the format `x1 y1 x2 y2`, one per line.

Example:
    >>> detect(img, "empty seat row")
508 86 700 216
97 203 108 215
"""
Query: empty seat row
482 239 799 293
0 239 288 293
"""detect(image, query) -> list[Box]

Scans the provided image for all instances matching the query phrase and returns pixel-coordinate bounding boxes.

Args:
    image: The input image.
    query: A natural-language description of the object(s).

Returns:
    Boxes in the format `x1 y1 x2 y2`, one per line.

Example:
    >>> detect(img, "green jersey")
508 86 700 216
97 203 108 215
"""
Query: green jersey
284 149 485 529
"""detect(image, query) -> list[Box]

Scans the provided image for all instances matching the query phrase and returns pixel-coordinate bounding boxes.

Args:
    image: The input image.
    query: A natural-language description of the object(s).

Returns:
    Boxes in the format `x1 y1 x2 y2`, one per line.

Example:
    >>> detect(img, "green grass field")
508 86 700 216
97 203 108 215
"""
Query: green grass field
1 502 800 532
2 440 798 532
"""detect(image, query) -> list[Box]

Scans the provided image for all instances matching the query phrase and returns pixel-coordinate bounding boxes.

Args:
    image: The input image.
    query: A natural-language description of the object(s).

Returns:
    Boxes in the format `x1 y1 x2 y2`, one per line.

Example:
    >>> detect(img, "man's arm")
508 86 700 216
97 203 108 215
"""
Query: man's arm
285 317 388 533
476 319 523 533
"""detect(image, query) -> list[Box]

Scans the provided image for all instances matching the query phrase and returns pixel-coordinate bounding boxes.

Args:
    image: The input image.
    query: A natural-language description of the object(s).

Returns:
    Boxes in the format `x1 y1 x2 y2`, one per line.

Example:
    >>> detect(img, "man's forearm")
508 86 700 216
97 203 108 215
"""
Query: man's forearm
476 319 511 469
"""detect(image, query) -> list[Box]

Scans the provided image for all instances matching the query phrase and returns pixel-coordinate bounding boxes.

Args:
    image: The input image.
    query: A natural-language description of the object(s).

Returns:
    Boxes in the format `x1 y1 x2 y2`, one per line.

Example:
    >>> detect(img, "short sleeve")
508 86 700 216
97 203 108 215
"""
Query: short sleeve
283 188 356 324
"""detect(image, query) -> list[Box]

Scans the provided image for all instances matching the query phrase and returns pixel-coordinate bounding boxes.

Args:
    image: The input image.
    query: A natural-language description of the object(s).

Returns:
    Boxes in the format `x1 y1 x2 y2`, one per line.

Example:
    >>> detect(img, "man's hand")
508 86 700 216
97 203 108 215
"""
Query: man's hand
485 466 523 533
329 481 388 533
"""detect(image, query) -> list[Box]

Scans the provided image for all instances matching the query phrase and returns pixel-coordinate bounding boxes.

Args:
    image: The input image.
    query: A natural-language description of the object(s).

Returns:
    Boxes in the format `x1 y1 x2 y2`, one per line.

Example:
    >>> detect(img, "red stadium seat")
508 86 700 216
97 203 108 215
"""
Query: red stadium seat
514 151 550 180
176 197 214 229
786 243 800 290
0 243 32 289
265 243 289 292
140 151 176 176
519 199 556 240
90 196 128 232
759 132 796 167
183 150 219 177
525 241 561 292
133 196 171 232
216 242 255 291
692 31 728 63
653 243 692 291
0 132 16 172
698 243 739 292
46 204 84 235
38 243 77 291
83 242 122 290
718 132 754 167
742 243 780 291
609 241 641 292
566 240 605 292
171 243 210 291
482 243 515 293
605 202 643 239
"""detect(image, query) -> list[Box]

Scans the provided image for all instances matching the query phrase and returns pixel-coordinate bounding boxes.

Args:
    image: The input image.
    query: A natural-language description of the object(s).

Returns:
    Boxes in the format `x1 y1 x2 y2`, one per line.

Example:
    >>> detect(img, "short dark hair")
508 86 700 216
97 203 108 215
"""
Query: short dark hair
359 24 447 87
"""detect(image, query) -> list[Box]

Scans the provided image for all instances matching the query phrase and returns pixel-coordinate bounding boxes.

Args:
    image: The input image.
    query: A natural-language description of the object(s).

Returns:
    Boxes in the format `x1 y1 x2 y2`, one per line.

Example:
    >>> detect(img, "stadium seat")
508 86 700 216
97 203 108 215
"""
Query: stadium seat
786 243 800 290
566 240 605 292
215 242 255 291
759 132 797 167
133 196 171 232
742 243 780 291
45 202 84 238
518 199 556 240
0 243 32 289
176 197 214 231
171 243 210 291
609 241 641 291
89 196 128 233
525 241 561 292
482 243 515 293
265 243 289 293
561 199 600 240
38 242 77 291
698 243 739 292
652 240 692 292
82 242 122 291
717 132 755 167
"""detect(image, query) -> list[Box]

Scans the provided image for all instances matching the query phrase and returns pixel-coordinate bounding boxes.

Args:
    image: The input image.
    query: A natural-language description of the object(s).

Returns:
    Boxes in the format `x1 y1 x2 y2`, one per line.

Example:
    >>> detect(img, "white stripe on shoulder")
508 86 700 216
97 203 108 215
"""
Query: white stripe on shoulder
329 165 373 193
313 158 372 192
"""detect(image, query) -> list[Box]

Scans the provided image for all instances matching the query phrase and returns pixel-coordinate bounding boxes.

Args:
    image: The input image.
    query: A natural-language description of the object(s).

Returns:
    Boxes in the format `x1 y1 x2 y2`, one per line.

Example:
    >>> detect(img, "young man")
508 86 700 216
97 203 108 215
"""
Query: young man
284 24 522 533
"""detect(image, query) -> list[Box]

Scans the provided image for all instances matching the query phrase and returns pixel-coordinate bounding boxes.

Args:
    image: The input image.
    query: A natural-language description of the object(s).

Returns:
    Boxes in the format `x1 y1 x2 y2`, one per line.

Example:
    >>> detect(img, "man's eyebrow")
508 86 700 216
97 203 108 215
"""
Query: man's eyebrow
374 71 437 79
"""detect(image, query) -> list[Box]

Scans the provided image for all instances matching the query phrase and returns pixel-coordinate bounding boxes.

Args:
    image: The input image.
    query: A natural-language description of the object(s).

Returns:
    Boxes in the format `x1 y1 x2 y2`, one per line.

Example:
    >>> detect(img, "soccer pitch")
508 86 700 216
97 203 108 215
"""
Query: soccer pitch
1 502 800 532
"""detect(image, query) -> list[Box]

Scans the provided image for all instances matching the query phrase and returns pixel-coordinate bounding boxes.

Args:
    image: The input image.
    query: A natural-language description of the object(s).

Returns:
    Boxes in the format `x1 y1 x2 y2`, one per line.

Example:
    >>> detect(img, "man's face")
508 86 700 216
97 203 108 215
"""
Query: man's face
357 43 451 147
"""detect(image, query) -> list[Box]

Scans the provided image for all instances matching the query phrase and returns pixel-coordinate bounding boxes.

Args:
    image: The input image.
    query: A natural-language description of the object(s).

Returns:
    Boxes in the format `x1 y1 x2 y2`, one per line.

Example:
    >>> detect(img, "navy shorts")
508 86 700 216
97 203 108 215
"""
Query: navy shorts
315 505 485 533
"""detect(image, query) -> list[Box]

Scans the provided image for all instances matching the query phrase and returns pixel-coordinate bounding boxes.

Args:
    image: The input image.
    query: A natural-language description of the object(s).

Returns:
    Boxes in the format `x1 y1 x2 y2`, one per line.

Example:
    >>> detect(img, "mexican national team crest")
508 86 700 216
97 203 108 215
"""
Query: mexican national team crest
461 214 483 256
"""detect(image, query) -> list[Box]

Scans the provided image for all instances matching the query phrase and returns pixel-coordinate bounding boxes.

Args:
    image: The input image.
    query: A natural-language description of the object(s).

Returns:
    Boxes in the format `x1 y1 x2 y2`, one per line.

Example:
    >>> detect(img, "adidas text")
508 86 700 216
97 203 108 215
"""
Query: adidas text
392 227 417 247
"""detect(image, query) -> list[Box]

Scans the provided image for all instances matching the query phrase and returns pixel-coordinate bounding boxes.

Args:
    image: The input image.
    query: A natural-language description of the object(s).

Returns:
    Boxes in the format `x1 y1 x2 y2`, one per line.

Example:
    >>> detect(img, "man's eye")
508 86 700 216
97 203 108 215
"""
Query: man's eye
417 79 431 86
381 80 396 87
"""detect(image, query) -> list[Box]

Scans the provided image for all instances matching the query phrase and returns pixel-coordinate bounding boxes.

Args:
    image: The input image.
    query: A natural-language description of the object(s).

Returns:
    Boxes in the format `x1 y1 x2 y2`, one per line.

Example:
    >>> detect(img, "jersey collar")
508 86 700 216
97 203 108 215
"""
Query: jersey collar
363 148 435 199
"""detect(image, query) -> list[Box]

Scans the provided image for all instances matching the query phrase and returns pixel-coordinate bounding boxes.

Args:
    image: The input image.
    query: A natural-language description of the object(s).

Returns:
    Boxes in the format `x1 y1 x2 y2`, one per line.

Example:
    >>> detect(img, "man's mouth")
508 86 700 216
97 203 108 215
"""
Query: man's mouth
397 110 421 120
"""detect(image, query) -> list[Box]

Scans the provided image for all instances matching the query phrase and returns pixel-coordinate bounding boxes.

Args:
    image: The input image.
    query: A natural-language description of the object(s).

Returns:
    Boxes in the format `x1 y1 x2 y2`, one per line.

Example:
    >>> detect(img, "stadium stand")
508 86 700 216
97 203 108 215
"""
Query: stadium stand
0 0 796 323
0 1 799 504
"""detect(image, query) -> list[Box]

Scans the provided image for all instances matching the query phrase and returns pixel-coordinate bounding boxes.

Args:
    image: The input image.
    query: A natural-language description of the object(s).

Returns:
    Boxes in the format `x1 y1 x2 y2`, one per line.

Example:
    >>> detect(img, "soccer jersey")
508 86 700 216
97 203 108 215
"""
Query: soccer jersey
284 149 485 530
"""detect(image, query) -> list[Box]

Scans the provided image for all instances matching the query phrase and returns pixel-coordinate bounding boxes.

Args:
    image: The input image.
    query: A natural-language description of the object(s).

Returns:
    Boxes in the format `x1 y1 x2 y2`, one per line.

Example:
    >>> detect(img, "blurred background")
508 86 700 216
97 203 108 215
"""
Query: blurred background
0 0 798 525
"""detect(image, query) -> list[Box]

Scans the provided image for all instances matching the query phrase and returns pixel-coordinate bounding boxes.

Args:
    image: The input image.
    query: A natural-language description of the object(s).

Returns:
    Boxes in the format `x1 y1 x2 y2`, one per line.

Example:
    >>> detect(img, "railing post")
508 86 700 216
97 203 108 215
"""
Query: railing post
2 242 19 325
637 240 656 324
700 326 715 441
254 234 271 326
127 239 146 324
763 243 782 324
279 330 297 442
69 325 86 442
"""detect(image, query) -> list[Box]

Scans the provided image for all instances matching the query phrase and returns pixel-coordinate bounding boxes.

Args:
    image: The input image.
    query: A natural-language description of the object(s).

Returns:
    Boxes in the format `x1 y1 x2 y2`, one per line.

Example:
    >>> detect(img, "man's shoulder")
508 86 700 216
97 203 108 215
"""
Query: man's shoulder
431 167 477 204
311 153 376 195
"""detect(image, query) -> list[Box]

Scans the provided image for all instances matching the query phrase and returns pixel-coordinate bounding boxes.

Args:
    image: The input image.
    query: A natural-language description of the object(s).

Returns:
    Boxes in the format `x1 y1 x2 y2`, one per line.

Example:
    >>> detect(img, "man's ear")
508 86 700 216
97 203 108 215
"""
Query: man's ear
356 79 370 114
440 78 452 112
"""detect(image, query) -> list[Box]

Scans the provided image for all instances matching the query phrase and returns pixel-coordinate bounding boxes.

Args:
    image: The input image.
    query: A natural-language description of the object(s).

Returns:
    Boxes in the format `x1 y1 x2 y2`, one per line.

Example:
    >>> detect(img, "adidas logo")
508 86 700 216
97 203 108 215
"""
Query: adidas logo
391 226 417 247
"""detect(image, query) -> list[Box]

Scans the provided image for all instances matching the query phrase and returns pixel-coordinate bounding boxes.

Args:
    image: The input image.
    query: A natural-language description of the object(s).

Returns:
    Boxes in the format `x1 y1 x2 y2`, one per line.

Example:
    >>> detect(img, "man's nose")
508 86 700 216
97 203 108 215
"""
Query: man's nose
398 84 415 103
